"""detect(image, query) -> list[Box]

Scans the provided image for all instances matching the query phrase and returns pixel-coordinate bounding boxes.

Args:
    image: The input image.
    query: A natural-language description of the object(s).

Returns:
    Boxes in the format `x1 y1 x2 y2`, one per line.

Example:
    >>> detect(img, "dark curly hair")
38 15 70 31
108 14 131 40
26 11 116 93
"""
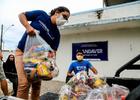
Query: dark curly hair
50 6 70 16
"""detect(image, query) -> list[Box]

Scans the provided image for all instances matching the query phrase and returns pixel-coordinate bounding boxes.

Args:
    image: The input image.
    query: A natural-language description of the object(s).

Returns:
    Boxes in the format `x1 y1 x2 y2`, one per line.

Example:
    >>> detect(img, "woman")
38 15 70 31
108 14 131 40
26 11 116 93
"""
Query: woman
3 54 18 96
15 6 70 100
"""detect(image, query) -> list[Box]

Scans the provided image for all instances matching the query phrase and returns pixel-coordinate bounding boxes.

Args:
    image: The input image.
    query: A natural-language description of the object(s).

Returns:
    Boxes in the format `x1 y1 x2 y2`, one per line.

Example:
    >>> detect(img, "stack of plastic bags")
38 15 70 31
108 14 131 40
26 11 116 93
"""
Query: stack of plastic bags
85 84 129 100
59 71 129 100
59 71 92 100
23 30 59 81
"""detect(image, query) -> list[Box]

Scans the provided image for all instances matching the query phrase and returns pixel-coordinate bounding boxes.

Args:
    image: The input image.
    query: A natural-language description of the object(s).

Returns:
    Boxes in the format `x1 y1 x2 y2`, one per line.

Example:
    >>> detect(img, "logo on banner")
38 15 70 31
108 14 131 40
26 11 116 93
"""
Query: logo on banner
72 41 108 61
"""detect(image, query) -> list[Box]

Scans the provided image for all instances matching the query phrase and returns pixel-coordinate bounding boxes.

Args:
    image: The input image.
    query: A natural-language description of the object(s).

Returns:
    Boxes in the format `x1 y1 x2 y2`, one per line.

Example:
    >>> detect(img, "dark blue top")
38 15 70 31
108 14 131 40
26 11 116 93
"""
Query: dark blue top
17 10 60 52
68 60 93 74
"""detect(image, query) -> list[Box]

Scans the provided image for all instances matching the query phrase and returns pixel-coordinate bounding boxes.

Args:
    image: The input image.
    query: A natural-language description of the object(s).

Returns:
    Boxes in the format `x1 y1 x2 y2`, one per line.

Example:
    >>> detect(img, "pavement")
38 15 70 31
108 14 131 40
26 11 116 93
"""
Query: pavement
40 80 65 95
0 80 65 100
40 80 65 100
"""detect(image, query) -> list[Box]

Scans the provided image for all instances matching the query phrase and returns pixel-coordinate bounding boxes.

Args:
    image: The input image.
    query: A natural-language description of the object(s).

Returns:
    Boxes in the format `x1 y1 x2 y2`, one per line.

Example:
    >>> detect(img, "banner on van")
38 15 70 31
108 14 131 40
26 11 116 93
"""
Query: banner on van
72 41 108 61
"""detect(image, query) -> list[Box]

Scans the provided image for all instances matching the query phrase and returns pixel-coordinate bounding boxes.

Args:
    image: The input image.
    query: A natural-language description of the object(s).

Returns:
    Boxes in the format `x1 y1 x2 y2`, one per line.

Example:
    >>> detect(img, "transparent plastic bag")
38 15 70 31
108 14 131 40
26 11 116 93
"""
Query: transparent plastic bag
67 71 89 85
59 84 72 100
23 30 59 81
59 71 92 100
85 84 130 100
85 85 113 100
111 84 130 100
85 88 105 100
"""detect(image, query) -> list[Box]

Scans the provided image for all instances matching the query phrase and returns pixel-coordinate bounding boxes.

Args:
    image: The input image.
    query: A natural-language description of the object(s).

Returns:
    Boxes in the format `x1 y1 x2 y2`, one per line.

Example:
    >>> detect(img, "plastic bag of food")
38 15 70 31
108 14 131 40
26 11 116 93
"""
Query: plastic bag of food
85 88 105 100
59 71 92 100
67 71 89 85
87 76 107 89
59 84 72 100
23 30 59 81
111 84 129 99
71 82 91 100
85 85 113 100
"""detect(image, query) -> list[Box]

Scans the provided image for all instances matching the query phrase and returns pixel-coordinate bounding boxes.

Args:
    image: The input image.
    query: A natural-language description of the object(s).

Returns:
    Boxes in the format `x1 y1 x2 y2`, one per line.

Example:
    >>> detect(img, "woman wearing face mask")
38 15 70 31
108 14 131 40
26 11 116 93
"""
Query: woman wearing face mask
15 6 70 100
66 50 98 83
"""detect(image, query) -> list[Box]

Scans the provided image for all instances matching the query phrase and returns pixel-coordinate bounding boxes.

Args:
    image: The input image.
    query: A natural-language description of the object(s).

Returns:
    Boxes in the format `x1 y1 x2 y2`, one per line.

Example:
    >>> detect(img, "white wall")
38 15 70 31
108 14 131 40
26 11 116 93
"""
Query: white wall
53 1 140 82
67 1 140 25
54 28 140 81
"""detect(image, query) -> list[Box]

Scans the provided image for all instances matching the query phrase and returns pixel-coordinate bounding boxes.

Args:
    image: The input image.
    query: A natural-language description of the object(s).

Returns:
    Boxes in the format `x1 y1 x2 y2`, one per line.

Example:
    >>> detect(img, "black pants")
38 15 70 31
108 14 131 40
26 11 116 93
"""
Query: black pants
7 76 18 96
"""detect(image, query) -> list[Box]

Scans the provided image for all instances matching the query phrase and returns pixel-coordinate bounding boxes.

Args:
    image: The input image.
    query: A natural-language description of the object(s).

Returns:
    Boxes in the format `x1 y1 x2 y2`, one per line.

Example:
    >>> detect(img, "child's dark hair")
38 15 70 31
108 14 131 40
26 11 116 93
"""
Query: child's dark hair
76 49 83 54
50 6 70 16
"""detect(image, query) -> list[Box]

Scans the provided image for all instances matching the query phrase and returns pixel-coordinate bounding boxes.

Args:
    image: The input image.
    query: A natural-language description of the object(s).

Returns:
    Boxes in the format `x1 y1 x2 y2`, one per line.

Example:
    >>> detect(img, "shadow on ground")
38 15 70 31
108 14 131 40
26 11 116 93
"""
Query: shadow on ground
40 80 65 100
40 92 59 100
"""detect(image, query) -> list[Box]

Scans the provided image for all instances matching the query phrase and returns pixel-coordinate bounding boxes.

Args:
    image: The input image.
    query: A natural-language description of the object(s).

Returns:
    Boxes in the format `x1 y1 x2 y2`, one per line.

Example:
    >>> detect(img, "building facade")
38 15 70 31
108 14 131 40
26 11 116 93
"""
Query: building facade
54 1 140 81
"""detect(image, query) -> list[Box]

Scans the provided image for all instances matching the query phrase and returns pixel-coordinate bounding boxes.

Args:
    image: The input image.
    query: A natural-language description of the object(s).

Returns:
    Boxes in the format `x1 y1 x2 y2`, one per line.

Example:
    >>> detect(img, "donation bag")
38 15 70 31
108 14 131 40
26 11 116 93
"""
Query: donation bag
23 30 59 81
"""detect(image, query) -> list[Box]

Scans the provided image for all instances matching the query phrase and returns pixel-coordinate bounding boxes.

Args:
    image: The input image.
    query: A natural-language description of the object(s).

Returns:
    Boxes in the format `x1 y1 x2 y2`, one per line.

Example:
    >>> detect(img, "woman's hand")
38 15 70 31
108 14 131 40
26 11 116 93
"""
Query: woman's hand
26 25 36 36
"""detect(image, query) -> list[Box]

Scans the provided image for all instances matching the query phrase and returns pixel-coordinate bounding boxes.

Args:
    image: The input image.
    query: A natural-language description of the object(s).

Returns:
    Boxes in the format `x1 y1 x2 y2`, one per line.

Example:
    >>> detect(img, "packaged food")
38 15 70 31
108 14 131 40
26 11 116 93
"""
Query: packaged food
23 30 59 81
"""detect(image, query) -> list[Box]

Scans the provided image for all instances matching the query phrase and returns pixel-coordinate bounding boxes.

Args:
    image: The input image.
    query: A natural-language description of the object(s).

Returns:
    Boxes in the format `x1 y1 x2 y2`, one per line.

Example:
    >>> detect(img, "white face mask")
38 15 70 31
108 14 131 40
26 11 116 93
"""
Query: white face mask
76 55 84 61
56 15 67 26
